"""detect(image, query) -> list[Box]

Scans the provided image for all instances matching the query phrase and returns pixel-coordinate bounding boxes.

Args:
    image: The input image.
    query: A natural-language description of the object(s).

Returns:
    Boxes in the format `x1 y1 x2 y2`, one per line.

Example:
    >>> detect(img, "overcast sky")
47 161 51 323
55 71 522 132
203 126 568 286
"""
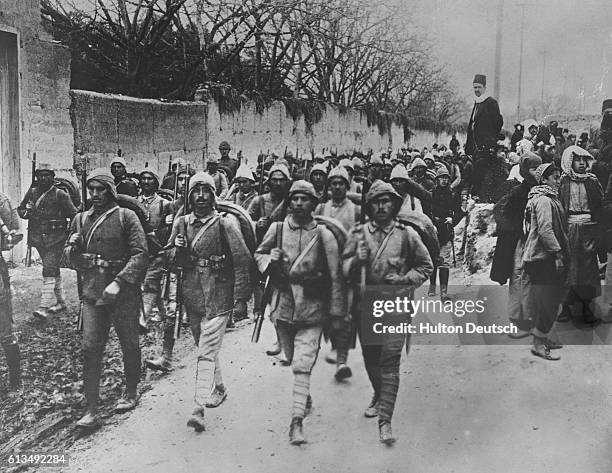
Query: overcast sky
407 0 612 117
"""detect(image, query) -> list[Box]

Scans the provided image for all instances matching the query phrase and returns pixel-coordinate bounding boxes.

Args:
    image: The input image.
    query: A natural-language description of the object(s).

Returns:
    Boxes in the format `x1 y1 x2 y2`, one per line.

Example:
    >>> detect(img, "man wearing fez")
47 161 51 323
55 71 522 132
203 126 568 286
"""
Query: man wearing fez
465 74 503 201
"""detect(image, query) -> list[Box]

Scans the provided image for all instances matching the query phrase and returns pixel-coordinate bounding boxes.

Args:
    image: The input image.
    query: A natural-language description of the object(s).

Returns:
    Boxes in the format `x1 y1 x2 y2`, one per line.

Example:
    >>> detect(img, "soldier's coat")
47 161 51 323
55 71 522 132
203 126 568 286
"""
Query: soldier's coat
168 211 252 319
255 216 345 325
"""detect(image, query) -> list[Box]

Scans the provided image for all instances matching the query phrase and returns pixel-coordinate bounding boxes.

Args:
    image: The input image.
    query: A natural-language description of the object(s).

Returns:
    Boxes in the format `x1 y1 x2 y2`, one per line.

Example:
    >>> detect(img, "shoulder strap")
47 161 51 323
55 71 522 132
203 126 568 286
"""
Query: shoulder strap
190 214 221 250
275 221 283 249
259 195 265 219
84 206 120 250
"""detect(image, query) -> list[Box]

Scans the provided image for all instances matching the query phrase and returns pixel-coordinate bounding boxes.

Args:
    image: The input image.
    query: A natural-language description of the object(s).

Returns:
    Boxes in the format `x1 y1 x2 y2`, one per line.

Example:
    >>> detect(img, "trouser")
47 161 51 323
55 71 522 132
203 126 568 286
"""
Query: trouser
328 319 352 365
142 256 167 319
470 150 495 199
191 314 228 407
36 243 63 278
358 314 408 424
0 256 20 386
524 260 566 338
276 321 323 418
82 288 141 412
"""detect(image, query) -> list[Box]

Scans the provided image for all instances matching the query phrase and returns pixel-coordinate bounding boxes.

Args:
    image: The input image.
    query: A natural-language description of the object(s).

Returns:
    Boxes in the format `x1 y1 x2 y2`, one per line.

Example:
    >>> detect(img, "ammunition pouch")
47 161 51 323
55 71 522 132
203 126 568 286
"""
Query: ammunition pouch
290 271 331 299
31 218 69 233
78 253 126 271
194 254 226 271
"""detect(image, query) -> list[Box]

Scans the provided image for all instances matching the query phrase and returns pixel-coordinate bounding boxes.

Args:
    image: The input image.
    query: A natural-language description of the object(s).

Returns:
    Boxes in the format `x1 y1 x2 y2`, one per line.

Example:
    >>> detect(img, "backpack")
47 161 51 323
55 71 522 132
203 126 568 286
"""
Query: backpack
54 177 82 209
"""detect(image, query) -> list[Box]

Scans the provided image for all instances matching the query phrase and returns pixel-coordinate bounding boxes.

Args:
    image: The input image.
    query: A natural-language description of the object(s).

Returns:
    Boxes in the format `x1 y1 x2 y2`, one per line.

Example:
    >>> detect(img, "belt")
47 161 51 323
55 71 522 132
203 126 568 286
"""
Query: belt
79 253 126 270
193 255 226 269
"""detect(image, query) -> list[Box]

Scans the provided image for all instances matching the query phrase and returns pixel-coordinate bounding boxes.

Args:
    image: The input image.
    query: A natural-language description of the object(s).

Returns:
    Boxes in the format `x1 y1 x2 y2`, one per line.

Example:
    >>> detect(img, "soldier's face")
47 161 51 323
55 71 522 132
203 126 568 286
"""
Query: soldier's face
36 171 54 188
111 163 126 178
190 185 214 215
329 177 347 200
140 174 157 193
268 171 288 195
437 176 450 188
310 171 326 189
88 181 110 208
542 169 561 190
371 195 396 225
289 194 314 217
390 178 406 195
413 167 426 178
177 174 189 194
237 179 253 194
219 146 230 159
207 163 218 174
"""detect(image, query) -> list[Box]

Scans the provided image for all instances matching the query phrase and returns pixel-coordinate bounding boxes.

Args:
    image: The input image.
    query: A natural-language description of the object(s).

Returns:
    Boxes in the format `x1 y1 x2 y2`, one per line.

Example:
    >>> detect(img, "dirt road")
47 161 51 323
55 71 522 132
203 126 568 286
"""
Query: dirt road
62 315 612 473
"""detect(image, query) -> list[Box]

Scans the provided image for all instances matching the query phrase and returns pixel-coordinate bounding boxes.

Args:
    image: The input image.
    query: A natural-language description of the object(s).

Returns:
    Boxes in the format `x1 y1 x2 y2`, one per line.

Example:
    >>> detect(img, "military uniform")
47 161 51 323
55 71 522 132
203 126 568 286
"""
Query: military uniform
255 180 344 445
169 172 251 432
342 181 432 444
0 192 21 389
18 165 78 319
64 169 148 426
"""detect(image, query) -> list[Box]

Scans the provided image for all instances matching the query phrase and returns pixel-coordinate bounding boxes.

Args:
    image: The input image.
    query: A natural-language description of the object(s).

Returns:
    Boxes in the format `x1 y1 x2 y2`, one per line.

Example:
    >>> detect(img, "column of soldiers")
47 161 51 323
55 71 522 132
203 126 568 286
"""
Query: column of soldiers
2 140 469 446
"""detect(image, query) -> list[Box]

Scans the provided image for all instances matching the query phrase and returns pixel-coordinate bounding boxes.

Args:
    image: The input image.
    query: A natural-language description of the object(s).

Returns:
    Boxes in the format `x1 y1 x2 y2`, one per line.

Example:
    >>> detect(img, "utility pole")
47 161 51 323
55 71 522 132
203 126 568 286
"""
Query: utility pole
493 0 504 100
540 50 548 118
517 2 527 122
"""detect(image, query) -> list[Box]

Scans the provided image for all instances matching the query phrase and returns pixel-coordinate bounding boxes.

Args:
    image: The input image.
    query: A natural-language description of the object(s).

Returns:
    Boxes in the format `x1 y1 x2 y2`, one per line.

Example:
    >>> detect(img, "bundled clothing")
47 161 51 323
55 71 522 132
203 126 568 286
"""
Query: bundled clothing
558 147 605 304
522 184 569 339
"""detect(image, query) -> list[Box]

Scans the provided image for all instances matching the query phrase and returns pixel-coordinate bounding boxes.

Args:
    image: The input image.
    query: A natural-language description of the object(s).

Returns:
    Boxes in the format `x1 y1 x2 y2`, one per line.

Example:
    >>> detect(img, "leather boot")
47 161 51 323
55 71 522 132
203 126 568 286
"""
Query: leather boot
49 275 67 314
439 267 451 302
289 417 305 445
428 267 438 296
4 342 21 390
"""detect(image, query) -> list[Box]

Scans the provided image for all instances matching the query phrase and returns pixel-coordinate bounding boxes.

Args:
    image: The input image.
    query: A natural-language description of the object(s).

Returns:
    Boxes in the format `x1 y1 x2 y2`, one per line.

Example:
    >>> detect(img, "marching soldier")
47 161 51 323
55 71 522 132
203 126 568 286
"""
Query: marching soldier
64 169 148 428
218 141 239 182
110 156 139 197
255 180 345 445
428 167 465 300
224 164 257 209
309 163 328 201
248 163 291 357
0 192 22 390
342 180 432 445
314 165 359 380
137 169 175 322
165 172 251 432
18 163 78 320
204 155 228 198
146 167 191 371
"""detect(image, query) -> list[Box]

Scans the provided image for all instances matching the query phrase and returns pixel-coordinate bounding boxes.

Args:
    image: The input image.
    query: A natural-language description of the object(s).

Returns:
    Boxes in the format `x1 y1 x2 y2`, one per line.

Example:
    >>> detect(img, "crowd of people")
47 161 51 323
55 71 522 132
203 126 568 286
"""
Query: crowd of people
2 73 612 448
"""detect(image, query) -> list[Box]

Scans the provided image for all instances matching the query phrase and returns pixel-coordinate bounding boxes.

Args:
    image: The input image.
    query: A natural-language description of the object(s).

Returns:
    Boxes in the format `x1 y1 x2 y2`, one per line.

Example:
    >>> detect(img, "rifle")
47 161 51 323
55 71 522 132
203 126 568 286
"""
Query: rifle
173 164 191 340
167 155 172 174
449 223 457 268
25 152 36 267
77 154 88 331
251 274 270 343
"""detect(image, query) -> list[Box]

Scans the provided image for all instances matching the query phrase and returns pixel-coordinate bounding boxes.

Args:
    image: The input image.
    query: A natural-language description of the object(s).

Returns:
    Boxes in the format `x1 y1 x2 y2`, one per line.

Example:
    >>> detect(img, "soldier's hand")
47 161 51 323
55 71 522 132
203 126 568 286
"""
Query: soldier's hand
25 202 33 211
175 234 187 248
270 248 284 262
445 217 453 225
384 273 406 285
256 217 270 230
102 280 121 303
356 241 369 261
233 300 247 320
165 214 174 225
330 317 345 333
68 233 83 247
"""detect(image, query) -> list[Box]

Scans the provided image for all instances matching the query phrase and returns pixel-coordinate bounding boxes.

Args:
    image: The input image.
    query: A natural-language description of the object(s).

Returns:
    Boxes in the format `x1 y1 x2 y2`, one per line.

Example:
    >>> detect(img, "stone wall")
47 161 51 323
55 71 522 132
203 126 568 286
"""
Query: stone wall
71 89 464 175
0 0 73 197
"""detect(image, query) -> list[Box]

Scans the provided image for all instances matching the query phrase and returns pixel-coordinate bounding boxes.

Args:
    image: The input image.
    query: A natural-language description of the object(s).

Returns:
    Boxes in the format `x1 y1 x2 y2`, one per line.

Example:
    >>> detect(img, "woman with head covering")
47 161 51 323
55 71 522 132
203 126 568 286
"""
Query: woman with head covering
522 163 568 359
557 146 604 324
490 152 542 338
